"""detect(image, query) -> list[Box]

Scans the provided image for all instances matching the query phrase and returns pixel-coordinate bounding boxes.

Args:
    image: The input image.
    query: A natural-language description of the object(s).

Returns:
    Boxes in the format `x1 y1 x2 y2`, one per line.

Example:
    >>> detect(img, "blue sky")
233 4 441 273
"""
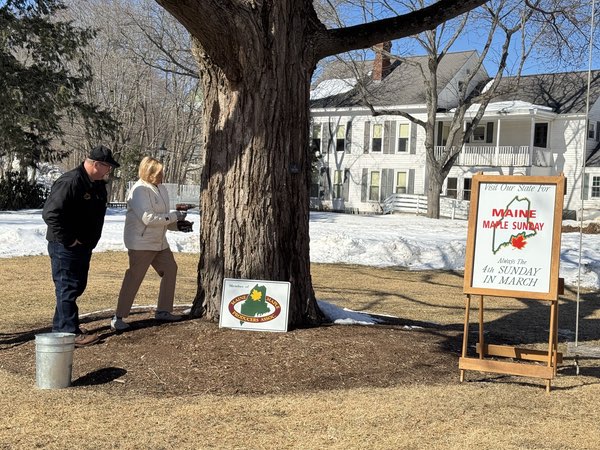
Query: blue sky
333 1 599 76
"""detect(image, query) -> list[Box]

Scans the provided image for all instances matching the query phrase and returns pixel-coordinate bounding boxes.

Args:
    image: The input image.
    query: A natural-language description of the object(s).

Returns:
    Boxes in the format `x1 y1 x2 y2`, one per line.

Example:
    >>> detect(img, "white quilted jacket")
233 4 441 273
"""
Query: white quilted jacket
123 179 178 251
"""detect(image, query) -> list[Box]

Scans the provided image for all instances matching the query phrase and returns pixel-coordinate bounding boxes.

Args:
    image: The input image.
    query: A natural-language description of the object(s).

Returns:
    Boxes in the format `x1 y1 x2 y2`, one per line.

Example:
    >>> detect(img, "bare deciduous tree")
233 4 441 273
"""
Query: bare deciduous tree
62 0 203 199
318 0 591 218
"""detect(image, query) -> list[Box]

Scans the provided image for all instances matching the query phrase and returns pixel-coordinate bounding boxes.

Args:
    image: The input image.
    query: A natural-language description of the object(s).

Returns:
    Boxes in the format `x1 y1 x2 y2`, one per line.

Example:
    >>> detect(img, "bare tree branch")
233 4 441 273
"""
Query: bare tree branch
314 0 490 60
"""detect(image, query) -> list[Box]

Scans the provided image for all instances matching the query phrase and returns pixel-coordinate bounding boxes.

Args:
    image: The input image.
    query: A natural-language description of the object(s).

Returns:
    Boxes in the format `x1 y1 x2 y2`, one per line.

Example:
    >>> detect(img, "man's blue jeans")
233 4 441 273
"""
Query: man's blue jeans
48 241 93 333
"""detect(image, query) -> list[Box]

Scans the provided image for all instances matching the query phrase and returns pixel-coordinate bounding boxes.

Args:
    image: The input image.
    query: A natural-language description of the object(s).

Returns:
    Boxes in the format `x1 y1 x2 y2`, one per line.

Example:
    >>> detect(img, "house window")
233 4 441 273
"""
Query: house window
369 171 380 201
463 178 472 201
333 170 343 198
472 125 485 142
396 172 407 194
534 123 548 148
397 124 409 152
312 124 322 153
588 121 596 139
592 176 600 198
336 125 346 152
446 177 458 198
372 124 383 152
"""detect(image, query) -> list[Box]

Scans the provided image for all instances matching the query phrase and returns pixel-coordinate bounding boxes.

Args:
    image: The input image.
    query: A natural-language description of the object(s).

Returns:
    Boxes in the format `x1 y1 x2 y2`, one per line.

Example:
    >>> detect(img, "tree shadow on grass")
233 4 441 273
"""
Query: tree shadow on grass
448 291 600 353
0 308 192 349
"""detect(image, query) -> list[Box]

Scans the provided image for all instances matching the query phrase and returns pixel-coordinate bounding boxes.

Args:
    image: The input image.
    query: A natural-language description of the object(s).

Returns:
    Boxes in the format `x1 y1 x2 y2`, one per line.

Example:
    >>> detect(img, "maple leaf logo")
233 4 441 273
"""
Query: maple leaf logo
250 289 263 301
510 233 527 250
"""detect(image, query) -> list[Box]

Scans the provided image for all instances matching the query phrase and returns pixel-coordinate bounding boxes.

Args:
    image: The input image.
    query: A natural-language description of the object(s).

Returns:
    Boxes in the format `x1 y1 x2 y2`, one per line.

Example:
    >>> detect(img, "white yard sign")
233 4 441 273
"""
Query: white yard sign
219 278 290 332
464 175 565 300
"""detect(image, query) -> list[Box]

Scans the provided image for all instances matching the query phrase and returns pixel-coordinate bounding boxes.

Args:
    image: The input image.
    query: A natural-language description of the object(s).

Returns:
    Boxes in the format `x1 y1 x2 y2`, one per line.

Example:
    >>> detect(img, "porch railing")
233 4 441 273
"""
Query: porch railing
382 193 428 215
434 145 552 167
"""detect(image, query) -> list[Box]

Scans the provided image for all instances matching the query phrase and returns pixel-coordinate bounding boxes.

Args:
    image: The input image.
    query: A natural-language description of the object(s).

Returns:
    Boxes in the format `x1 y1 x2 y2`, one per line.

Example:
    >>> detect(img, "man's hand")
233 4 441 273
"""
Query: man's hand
176 220 194 232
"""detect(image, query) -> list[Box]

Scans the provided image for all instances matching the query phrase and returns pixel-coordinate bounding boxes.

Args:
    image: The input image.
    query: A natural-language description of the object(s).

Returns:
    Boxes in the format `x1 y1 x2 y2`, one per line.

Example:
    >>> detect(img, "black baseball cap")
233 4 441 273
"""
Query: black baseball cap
89 145 120 168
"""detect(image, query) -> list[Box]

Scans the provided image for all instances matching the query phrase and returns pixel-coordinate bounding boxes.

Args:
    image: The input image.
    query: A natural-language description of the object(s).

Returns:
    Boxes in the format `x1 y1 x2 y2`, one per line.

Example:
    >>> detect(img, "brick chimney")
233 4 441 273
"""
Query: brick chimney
372 41 392 81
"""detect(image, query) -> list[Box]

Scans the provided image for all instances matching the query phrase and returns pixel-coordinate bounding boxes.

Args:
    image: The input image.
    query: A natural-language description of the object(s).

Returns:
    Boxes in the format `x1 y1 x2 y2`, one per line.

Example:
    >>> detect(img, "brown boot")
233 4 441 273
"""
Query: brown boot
74 332 99 347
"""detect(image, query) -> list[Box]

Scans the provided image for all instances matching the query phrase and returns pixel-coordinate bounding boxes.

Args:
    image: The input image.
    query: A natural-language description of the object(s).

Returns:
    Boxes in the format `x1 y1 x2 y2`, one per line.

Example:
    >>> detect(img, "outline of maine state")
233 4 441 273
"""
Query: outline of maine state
491 196 537 254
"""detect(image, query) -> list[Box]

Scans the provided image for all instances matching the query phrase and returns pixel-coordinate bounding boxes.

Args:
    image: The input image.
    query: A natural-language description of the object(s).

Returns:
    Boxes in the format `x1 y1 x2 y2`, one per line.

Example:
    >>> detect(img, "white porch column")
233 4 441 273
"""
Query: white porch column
495 118 501 166
529 108 536 168
462 120 467 165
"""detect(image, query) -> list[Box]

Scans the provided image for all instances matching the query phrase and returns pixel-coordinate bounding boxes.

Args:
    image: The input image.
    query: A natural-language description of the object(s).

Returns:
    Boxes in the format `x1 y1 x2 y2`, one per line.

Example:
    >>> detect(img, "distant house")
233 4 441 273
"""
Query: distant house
309 48 600 219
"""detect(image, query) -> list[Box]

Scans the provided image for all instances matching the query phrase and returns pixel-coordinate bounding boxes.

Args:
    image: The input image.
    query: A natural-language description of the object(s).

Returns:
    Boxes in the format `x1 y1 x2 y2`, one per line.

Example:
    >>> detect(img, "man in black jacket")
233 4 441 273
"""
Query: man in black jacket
43 145 120 347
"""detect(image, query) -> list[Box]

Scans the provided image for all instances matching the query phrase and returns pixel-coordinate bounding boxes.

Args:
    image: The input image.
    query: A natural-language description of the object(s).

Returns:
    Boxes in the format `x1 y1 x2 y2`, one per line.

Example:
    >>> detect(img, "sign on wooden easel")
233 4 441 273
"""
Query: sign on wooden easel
459 174 565 391
463 174 564 299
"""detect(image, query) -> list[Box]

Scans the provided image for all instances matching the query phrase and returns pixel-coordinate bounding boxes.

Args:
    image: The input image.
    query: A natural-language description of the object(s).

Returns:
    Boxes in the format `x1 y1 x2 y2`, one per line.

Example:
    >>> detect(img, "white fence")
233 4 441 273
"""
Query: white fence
383 193 428 215
383 193 470 220
439 197 470 220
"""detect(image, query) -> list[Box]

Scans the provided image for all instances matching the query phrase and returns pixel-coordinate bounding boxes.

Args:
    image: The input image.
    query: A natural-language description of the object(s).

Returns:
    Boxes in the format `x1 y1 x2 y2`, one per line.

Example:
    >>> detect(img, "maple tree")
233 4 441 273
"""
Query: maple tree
156 0 491 327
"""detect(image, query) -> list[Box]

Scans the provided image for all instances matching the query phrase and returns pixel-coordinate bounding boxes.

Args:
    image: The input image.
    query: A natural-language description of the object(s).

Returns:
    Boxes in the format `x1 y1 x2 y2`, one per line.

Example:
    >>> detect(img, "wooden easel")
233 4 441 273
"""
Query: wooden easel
459 289 562 393
460 174 565 392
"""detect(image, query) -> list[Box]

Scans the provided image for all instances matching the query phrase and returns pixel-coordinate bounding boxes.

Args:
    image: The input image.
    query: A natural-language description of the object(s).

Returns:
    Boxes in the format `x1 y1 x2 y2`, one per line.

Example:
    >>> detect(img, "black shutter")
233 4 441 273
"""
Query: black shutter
389 121 397 153
410 122 417 154
380 169 391 201
408 169 415 194
363 121 370 153
346 120 352 153
383 121 391 154
323 125 331 154
320 167 331 199
361 168 368 201
343 169 350 201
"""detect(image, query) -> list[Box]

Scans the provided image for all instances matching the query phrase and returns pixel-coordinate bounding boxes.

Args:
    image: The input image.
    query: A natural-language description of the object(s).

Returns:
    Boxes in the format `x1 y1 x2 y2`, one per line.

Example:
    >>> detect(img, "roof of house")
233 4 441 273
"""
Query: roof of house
310 51 478 108
311 50 600 116
493 70 600 115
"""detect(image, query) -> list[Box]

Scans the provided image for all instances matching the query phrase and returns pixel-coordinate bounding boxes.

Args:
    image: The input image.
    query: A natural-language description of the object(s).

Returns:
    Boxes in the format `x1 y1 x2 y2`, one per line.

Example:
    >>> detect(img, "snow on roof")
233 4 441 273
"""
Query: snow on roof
454 100 554 115
310 78 356 100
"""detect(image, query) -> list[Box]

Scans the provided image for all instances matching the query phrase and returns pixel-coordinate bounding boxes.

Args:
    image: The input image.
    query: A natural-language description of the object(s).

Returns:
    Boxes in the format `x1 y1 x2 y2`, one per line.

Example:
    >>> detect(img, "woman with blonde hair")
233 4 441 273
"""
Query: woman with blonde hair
111 156 193 331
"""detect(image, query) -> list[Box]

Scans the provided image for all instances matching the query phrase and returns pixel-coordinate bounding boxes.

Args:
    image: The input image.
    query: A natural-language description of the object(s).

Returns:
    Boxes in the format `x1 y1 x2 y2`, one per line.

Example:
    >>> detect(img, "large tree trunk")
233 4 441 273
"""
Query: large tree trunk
186 11 324 327
426 167 443 219
425 149 444 219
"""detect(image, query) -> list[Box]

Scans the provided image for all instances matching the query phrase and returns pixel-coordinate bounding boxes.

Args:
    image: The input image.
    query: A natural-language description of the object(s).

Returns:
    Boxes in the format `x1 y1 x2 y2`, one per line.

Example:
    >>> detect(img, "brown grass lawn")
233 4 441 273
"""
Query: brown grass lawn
1 252 600 449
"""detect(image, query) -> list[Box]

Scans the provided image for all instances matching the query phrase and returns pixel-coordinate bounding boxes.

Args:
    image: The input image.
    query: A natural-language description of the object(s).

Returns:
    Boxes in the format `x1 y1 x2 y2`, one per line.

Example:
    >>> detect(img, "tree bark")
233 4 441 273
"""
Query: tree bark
426 153 443 219
180 5 324 326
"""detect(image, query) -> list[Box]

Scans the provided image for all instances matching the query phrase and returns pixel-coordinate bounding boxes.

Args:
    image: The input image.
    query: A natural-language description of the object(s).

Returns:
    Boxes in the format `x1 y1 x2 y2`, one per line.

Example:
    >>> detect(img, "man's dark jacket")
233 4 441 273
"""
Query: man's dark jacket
42 164 108 248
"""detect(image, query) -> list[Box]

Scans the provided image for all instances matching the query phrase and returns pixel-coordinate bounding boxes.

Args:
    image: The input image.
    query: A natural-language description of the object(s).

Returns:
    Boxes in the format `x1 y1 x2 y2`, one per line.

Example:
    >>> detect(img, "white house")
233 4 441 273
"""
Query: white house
310 49 600 219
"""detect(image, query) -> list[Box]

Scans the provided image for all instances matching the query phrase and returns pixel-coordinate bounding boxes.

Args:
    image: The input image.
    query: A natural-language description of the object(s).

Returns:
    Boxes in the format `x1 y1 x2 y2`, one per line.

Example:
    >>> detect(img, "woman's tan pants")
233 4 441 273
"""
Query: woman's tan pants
115 248 178 318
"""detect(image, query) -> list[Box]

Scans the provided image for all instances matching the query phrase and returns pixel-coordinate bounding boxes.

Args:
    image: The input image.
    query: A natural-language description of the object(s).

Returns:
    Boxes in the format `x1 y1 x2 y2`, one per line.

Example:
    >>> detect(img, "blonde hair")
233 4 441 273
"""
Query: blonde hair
138 156 163 184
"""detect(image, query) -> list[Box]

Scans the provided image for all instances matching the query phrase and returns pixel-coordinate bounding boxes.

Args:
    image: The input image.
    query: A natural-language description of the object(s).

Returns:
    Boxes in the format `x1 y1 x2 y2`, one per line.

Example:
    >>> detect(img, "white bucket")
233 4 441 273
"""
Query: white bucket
35 332 76 389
